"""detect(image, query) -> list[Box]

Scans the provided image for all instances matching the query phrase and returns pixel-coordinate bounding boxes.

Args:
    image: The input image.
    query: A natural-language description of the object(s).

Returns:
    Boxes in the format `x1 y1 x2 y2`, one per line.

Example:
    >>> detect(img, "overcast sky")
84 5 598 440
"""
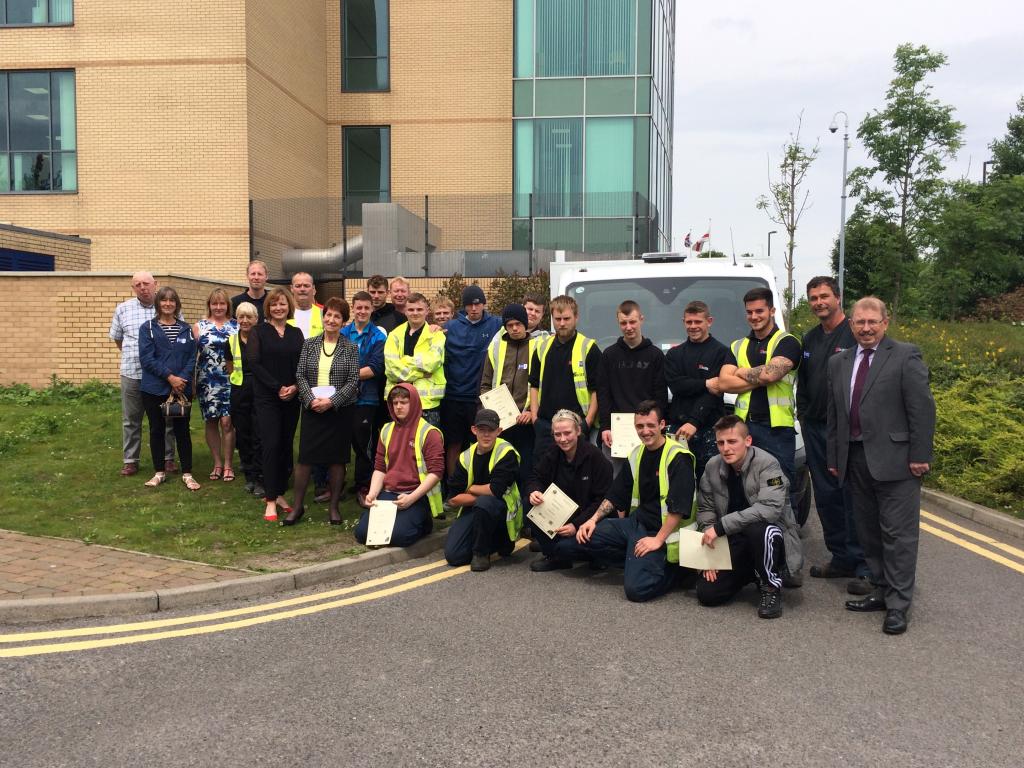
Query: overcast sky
672 0 1023 297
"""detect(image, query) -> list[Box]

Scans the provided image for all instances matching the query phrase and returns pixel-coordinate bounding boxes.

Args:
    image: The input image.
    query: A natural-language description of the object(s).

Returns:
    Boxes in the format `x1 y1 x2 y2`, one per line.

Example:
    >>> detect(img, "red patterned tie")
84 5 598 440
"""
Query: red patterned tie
849 348 873 439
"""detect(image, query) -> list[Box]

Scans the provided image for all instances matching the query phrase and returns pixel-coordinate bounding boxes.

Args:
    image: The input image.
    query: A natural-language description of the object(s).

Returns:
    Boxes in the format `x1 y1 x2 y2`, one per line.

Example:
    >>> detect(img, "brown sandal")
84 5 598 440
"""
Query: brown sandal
222 468 235 482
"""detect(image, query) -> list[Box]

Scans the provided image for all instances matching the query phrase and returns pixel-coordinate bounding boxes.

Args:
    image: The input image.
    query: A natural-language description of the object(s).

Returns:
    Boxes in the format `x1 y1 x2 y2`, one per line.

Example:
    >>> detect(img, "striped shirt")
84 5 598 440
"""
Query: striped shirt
159 323 183 345
109 298 157 379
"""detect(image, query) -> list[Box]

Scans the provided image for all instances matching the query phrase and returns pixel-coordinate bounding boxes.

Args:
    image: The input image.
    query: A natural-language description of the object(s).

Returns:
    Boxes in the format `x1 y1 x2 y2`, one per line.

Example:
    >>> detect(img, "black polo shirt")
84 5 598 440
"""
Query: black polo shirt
741 327 801 424
796 321 856 423
606 442 695 533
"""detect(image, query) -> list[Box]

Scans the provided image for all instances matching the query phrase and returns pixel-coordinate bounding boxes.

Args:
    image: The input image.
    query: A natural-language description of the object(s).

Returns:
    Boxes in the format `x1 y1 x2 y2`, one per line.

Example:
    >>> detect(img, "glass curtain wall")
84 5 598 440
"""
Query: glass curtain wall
1 70 76 192
513 0 672 253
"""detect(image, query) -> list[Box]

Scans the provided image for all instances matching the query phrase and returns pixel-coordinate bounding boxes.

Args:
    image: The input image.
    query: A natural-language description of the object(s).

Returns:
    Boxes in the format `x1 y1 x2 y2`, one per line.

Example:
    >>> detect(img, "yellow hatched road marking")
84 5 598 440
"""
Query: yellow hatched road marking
0 567 469 658
0 558 451 644
921 522 1024 576
920 510 1024 561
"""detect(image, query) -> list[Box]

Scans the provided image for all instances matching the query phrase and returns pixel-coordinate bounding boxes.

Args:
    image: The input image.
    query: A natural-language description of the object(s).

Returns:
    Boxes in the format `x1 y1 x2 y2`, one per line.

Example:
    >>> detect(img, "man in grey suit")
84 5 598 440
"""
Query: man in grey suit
827 296 935 635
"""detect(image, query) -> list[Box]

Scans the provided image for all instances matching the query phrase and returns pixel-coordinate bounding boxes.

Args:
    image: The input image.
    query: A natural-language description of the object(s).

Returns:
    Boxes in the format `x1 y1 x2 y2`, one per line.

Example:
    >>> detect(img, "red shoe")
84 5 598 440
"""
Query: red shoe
120 463 139 477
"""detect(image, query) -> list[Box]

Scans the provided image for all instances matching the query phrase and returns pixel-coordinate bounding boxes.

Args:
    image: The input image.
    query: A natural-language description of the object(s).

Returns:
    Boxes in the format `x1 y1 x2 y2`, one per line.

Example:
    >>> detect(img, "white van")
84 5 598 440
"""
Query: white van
549 252 812 524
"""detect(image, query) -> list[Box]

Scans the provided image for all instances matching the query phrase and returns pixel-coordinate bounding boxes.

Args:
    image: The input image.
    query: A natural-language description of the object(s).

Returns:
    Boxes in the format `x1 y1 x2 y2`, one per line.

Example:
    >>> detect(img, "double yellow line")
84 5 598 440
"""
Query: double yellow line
0 519 1020 657
0 558 464 658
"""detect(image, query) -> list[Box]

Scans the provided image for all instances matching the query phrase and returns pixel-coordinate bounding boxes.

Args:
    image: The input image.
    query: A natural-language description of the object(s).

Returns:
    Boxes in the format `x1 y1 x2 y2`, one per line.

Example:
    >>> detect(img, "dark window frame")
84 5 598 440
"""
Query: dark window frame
342 125 391 226
341 0 390 93
0 0 74 27
0 68 78 195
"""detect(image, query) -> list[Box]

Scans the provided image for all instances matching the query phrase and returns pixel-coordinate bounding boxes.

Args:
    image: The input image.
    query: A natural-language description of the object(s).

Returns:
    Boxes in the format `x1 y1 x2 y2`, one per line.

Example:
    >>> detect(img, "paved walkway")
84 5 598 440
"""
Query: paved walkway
0 530 249 600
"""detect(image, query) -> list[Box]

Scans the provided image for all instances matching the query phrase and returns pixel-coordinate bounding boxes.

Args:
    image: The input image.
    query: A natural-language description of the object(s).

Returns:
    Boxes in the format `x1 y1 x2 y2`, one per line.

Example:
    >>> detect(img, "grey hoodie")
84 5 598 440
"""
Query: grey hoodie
697 446 804 574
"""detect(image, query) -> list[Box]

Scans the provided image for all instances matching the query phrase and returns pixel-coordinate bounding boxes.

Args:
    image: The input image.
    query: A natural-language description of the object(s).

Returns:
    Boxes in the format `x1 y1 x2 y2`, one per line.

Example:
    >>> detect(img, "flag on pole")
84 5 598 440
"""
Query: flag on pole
683 231 692 249
693 230 710 253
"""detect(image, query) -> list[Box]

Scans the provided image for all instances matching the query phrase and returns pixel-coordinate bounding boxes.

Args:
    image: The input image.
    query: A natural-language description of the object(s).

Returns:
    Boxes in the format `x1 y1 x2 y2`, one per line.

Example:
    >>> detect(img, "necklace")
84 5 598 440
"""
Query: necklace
322 336 338 357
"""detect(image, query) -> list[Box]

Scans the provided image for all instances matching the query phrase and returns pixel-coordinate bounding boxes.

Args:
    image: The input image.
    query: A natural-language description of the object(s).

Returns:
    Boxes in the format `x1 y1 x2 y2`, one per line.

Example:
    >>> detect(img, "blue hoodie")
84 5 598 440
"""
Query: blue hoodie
443 309 503 401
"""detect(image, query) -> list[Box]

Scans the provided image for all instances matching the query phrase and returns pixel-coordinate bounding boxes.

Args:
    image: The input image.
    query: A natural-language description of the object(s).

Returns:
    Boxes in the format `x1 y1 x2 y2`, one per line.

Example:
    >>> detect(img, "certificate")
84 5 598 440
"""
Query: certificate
479 384 520 430
526 483 579 539
311 385 336 399
610 412 642 458
365 501 398 546
678 527 733 570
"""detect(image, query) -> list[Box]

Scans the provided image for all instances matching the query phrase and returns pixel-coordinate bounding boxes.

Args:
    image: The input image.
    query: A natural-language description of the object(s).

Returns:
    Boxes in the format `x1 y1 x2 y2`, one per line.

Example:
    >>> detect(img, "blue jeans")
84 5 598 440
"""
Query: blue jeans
588 516 678 602
802 418 867 576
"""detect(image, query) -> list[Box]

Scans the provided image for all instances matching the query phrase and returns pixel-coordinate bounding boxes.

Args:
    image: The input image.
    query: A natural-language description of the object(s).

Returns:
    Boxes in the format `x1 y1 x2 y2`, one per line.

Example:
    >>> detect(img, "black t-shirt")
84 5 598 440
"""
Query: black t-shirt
231 291 266 322
448 445 519 500
606 443 695 533
528 332 601 420
403 325 424 357
742 327 801 424
796 320 856 423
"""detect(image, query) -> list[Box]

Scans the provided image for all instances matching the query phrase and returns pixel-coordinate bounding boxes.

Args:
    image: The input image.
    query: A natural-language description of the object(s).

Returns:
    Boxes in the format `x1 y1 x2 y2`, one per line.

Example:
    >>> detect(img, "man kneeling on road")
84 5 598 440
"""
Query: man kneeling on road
695 415 805 619
576 400 695 602
445 409 523 572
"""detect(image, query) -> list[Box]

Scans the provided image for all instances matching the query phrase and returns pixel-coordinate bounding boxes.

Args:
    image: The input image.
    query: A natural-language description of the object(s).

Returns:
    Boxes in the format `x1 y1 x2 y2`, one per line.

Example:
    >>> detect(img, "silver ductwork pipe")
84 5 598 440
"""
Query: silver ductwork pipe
281 236 363 277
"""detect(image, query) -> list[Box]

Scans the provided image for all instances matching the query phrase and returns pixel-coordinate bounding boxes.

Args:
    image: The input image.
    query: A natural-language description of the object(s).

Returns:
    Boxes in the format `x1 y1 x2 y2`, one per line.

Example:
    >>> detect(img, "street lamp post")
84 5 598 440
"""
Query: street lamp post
829 111 850 301
767 230 778 261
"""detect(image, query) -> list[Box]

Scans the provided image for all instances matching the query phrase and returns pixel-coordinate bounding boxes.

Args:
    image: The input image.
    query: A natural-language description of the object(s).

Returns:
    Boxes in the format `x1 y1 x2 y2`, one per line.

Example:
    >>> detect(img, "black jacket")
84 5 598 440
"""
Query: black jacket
528 440 613 528
370 303 406 334
596 337 667 427
665 335 733 430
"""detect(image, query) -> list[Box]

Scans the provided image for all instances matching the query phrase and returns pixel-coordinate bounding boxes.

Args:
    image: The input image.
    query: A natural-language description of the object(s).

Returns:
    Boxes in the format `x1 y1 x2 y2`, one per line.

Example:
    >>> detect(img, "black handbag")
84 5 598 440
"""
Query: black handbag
160 392 191 419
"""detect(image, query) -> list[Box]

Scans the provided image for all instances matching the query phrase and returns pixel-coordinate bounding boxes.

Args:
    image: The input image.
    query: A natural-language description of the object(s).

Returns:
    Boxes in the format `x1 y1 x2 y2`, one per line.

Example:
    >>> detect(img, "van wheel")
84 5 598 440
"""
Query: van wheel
794 465 812 527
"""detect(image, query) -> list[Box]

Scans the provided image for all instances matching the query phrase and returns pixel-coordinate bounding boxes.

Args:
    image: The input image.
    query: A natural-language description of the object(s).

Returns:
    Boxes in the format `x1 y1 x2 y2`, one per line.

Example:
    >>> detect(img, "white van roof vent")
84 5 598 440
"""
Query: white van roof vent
640 252 686 263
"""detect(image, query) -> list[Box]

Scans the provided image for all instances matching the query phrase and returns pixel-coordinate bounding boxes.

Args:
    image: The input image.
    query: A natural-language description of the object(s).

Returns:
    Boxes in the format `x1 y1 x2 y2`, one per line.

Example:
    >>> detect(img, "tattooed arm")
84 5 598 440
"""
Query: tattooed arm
576 499 621 544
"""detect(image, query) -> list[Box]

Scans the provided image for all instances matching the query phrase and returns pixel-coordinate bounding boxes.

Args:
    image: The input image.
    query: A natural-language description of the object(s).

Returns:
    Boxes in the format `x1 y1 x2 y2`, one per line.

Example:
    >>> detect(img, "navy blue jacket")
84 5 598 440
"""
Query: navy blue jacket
139 319 197 397
341 320 387 406
443 310 503 401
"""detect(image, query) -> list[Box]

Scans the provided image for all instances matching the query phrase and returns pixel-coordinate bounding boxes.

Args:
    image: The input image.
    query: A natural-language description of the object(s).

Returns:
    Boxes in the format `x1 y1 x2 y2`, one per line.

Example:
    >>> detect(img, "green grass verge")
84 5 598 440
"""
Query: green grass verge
0 380 372 570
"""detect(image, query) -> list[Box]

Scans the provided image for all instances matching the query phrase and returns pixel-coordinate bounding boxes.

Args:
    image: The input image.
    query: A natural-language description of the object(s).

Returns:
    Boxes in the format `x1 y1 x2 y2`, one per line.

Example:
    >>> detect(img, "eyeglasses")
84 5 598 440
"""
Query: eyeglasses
852 319 885 328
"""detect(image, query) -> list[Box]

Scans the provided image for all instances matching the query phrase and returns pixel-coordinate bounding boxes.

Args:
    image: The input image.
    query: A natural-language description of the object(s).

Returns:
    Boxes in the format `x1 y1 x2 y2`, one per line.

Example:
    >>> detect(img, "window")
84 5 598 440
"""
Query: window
1 70 77 193
343 126 390 225
0 0 72 25
343 0 389 91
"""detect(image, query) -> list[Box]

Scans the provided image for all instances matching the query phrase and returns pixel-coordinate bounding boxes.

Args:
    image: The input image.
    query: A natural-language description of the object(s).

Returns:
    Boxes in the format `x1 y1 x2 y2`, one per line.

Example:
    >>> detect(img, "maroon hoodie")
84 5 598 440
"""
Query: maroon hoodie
373 382 445 492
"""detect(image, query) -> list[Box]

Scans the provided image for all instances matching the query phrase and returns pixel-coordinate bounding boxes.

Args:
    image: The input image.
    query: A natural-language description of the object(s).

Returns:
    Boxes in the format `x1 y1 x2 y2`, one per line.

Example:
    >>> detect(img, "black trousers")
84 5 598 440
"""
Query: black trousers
230 383 262 483
141 391 193 473
352 403 378 492
444 496 514 565
696 520 784 606
256 392 300 499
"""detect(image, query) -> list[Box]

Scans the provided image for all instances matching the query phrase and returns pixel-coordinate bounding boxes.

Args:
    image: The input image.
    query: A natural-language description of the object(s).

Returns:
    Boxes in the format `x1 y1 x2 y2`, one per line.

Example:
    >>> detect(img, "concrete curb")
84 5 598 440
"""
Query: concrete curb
0 531 449 624
922 489 1024 539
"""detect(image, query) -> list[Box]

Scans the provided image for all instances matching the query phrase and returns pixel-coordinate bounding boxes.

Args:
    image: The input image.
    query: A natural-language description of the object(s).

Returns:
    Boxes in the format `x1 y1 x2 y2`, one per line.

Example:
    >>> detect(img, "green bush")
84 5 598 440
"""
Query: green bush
486 270 550 324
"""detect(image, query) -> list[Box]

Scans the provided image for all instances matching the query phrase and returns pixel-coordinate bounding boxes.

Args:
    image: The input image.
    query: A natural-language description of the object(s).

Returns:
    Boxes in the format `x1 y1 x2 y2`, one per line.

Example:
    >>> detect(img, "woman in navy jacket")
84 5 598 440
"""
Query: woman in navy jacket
139 286 200 490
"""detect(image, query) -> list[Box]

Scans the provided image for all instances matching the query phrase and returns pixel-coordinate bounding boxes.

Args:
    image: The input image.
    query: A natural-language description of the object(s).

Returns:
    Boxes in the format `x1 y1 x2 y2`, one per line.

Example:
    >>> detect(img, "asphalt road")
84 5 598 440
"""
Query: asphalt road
2 506 1022 768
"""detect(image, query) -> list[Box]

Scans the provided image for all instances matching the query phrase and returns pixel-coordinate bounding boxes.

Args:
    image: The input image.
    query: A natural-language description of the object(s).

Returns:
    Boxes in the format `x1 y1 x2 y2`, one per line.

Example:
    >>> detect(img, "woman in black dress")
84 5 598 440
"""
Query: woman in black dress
246 287 304 522
285 297 360 525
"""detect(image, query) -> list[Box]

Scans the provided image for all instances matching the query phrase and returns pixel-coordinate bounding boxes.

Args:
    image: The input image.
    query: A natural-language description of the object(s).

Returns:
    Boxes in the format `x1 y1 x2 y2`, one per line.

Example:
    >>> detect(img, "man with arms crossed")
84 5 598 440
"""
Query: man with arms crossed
576 401 695 603
109 271 175 476
696 416 804 619
798 276 870 594
828 297 935 635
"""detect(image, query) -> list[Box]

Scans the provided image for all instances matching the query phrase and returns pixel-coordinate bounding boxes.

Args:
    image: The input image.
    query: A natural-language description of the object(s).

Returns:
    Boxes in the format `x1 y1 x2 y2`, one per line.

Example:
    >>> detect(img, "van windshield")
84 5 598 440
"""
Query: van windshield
566 276 771 351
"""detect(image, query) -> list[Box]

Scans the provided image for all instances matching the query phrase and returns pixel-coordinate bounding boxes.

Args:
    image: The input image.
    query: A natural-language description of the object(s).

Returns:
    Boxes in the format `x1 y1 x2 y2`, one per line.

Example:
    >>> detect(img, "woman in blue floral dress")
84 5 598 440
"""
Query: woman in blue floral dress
194 289 239 481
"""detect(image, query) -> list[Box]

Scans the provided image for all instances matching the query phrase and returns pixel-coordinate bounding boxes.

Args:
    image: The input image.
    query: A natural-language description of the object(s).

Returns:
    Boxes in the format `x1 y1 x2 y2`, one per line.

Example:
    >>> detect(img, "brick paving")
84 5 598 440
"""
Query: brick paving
0 530 251 599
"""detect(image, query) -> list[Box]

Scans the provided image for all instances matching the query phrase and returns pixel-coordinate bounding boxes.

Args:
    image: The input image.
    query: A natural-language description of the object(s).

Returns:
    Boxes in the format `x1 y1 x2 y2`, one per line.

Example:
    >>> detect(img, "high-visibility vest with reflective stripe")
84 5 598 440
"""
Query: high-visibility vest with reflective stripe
730 330 797 428
534 332 596 412
383 323 447 409
458 438 522 541
628 437 696 564
486 334 537 392
379 418 444 518
287 304 324 339
228 331 244 386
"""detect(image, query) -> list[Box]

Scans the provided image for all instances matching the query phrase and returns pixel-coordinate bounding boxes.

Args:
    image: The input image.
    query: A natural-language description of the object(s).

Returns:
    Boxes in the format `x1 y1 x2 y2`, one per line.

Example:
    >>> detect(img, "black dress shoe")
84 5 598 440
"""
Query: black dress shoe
845 595 886 612
530 556 572 572
883 609 908 635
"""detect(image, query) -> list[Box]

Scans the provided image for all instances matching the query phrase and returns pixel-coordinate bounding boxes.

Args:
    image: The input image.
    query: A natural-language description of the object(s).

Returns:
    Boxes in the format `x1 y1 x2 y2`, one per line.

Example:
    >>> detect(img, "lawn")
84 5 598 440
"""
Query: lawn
0 381 374 570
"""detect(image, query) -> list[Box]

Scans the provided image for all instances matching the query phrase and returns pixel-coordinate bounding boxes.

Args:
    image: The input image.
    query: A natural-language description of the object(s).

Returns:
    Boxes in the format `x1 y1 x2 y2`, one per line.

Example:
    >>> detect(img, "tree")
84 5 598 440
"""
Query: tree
925 176 1024 318
756 111 819 320
846 43 965 315
831 203 917 309
989 96 1024 180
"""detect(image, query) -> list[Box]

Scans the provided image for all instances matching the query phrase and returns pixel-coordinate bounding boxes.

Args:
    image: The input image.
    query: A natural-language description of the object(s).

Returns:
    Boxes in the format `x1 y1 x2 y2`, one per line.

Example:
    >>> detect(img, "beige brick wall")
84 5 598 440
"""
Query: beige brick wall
0 225 91 270
326 0 513 252
0 273 245 387
0 2 252 281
